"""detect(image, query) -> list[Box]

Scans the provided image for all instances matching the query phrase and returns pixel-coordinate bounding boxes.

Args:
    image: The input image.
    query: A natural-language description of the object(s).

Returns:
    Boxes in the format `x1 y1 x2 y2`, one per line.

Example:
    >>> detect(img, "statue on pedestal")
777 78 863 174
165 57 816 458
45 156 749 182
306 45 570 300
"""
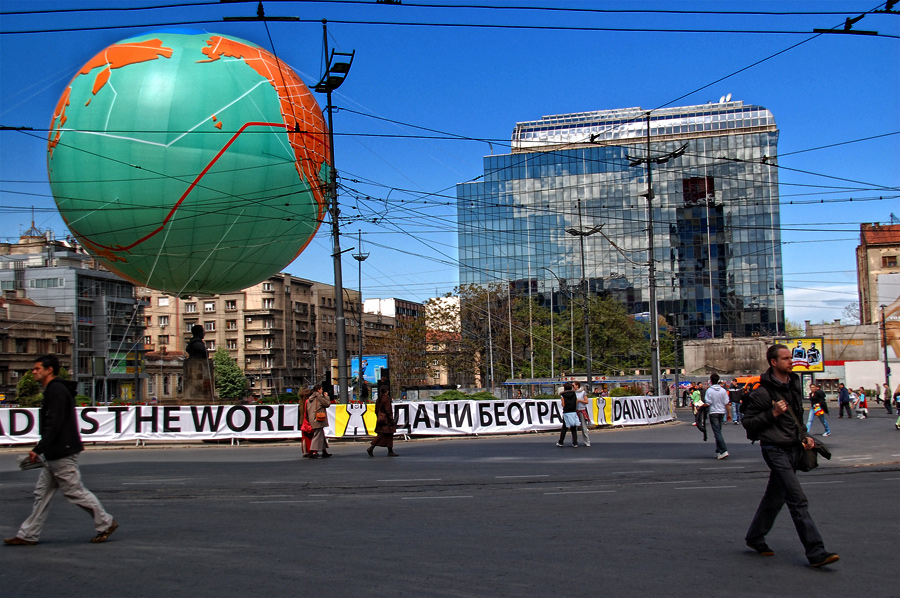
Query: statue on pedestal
183 324 215 403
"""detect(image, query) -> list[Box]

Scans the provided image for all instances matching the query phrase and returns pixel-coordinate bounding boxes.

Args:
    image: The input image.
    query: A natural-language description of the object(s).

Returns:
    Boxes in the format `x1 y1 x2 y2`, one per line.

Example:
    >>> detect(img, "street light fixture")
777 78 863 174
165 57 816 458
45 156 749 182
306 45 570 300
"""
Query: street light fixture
352 230 369 401
313 20 355 403
565 198 603 393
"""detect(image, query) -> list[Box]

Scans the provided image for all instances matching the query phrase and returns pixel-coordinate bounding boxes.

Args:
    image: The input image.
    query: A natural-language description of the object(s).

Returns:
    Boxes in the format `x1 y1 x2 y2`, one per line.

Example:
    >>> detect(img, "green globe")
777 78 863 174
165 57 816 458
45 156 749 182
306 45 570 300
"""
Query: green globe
48 30 329 295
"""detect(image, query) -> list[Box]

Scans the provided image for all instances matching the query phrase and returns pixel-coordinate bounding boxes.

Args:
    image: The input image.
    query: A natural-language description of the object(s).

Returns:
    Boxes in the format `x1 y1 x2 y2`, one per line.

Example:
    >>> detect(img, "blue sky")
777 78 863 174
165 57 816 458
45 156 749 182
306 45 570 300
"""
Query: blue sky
1 0 898 324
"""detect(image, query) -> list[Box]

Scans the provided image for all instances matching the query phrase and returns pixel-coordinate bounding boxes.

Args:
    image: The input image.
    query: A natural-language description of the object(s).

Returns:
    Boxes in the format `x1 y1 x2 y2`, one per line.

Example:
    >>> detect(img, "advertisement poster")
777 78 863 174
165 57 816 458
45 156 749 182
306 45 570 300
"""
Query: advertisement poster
350 354 388 385
784 337 825 372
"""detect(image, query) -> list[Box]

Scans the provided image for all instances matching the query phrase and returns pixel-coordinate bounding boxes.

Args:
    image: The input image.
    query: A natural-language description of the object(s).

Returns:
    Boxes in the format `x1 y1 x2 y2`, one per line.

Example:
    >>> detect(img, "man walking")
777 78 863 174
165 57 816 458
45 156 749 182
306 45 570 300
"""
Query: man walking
703 374 730 459
742 345 839 568
4 355 118 546
837 382 852 418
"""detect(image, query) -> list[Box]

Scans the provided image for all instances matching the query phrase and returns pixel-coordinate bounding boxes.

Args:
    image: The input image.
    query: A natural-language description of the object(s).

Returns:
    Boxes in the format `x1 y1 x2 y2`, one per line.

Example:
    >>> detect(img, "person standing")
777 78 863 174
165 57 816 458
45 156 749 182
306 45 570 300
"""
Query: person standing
882 383 893 415
837 383 852 418
855 387 868 419
305 384 332 459
556 383 580 447
4 355 118 546
805 384 831 436
367 383 398 457
703 374 730 459
731 380 743 425
573 381 591 447
742 344 839 568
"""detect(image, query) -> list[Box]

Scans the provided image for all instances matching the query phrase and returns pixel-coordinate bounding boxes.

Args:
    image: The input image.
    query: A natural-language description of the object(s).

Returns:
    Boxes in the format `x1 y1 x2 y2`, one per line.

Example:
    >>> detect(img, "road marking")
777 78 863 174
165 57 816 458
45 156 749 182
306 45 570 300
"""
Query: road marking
804 481 844 485
544 490 616 495
122 482 185 485
675 485 737 490
401 495 472 500
378 478 442 482
839 457 872 461
635 480 699 485
612 470 653 474
883 477 900 481
252 481 310 484
699 466 745 470
495 474 550 479
249 500 326 504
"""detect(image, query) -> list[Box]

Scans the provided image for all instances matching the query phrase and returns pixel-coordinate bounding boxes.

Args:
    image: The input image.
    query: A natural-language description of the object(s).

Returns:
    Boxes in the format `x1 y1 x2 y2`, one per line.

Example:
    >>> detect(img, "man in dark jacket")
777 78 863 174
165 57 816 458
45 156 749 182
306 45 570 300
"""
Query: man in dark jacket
4 355 118 546
837 382 852 418
742 344 838 568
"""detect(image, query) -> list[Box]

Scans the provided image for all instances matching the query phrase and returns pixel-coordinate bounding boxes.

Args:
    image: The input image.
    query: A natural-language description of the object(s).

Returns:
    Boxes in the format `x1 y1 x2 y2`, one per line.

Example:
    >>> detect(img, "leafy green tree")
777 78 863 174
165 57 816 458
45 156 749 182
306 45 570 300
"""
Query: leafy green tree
16 371 42 407
212 348 247 402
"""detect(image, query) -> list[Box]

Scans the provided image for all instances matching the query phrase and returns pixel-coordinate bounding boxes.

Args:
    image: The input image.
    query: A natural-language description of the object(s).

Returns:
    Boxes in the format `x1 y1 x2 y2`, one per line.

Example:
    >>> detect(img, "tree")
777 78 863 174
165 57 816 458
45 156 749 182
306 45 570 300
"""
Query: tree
842 302 860 325
784 318 805 338
366 315 431 397
212 348 247 402
16 371 42 407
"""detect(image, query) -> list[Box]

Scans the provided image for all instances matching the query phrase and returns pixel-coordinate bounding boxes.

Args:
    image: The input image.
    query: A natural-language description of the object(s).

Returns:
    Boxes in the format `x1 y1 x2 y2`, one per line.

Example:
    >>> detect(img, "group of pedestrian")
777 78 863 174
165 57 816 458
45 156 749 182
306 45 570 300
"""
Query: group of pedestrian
5 348 847 569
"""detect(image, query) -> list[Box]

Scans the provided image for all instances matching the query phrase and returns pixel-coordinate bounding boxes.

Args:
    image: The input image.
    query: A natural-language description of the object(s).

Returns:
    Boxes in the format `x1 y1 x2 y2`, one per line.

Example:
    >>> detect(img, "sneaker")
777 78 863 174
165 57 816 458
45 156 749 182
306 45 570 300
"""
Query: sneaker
810 553 840 568
717 451 729 460
572 444 578 448
556 442 564 447
585 441 591 447
3 536 37 546
746 541 774 556
822 432 831 437
90 520 118 544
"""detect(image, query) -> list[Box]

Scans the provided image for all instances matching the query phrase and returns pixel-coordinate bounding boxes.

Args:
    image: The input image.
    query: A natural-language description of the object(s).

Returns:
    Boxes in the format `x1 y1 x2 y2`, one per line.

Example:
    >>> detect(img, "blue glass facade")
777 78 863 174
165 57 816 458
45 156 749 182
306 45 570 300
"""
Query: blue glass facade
457 101 784 339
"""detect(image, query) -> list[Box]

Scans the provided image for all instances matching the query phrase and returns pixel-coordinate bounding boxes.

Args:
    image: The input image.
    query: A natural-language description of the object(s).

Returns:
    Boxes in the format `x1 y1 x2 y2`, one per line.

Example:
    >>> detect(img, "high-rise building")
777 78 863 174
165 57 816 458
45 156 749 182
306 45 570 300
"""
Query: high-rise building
0 233 146 401
457 100 784 339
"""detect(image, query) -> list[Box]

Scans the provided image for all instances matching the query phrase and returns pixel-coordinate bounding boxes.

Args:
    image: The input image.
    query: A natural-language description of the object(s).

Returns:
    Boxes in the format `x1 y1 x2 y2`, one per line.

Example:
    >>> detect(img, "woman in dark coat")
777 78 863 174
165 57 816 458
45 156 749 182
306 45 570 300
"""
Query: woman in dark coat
367 384 398 457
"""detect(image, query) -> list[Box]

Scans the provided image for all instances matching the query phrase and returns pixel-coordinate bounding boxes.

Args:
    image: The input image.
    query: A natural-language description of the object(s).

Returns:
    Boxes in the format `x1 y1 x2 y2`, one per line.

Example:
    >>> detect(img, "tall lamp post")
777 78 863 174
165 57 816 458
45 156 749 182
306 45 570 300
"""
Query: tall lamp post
353 231 369 400
881 304 892 394
626 113 686 396
566 198 603 393
313 20 355 403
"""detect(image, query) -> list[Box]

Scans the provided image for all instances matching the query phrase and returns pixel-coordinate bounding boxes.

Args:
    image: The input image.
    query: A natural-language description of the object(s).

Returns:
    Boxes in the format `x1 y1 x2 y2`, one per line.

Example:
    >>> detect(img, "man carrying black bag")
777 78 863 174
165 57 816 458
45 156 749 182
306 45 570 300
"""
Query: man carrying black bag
741 344 839 568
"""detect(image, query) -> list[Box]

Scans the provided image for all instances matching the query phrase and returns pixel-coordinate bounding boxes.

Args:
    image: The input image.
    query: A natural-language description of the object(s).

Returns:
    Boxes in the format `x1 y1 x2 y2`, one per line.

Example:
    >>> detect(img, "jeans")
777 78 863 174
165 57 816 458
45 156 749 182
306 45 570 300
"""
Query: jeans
709 413 728 455
745 445 827 563
806 410 830 434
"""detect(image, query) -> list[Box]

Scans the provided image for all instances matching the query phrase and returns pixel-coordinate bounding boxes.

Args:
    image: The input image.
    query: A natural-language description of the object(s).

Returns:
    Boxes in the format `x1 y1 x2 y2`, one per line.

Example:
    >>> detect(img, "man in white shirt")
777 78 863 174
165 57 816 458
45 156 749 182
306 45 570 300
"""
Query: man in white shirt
703 373 730 459
573 381 591 447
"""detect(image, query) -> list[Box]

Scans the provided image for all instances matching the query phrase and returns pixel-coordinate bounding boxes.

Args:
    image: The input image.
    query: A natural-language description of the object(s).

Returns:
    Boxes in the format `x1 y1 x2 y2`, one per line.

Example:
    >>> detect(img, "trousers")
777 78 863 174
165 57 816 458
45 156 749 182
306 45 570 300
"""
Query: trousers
745 445 827 563
16 454 113 542
709 413 728 455
576 410 591 445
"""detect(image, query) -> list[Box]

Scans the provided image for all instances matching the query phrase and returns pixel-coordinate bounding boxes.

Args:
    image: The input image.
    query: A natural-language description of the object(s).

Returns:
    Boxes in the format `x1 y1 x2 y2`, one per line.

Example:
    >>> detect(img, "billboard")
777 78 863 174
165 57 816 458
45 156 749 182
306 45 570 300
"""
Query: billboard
350 354 388 385
784 337 825 373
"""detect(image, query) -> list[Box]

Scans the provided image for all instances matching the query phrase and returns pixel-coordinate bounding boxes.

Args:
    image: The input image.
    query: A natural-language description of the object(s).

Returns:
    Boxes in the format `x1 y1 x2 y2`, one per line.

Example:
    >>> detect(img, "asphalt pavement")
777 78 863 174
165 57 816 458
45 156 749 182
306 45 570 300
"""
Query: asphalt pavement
1 407 898 598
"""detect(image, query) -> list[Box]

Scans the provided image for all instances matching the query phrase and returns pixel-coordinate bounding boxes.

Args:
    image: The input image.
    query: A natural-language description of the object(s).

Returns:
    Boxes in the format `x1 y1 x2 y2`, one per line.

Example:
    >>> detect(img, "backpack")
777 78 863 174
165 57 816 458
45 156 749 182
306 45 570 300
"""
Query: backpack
738 381 761 415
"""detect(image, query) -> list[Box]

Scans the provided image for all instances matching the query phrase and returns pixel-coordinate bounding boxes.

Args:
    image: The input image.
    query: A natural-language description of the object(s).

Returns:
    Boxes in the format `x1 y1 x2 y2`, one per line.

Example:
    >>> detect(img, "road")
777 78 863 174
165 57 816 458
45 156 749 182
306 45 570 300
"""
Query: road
1 408 898 598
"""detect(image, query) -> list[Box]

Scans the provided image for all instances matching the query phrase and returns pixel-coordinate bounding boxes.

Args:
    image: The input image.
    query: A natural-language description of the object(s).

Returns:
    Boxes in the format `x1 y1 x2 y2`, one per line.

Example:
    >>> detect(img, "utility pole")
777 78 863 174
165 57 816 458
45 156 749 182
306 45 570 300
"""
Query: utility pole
627 113 686 396
882 305 892 393
353 230 368 401
313 20 355 403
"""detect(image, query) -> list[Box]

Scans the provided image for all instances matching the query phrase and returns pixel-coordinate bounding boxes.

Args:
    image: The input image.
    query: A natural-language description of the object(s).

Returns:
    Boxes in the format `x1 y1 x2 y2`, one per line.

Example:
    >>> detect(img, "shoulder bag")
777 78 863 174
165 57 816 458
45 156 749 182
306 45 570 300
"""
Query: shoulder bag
779 391 831 472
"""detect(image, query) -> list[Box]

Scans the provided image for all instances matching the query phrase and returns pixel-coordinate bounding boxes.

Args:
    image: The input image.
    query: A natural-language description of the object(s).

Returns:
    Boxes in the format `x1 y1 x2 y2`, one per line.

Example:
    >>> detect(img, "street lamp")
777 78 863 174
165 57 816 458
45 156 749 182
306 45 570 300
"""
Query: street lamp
626 112 686 396
565 198 603 393
352 230 369 401
313 19 355 403
542 266 574 375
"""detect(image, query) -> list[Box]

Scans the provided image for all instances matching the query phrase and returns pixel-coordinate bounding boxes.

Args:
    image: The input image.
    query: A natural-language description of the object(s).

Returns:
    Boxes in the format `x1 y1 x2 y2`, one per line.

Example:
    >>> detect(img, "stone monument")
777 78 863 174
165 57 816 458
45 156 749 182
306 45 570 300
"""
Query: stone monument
183 324 215 403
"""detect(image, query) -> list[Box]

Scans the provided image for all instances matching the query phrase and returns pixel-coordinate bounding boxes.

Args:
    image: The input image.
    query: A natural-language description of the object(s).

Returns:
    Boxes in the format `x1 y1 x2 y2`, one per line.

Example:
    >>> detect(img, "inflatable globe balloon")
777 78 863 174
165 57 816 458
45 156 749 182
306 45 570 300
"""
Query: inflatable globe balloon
47 30 329 296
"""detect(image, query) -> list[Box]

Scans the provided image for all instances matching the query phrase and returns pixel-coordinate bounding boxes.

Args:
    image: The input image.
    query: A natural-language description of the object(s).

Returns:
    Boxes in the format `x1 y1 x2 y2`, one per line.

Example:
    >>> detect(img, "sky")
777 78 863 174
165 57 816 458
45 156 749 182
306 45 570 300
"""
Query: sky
1 0 898 326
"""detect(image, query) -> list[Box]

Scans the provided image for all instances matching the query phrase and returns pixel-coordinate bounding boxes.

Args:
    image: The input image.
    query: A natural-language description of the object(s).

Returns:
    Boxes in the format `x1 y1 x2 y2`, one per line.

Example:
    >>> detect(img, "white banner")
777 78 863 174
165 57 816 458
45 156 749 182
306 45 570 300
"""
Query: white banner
0 397 673 445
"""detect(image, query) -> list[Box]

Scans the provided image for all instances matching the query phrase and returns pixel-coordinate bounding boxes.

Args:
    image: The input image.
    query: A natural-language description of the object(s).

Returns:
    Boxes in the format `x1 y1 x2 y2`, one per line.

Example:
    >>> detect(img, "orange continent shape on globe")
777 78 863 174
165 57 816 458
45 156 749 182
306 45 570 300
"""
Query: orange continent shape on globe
199 35 329 218
47 39 174 159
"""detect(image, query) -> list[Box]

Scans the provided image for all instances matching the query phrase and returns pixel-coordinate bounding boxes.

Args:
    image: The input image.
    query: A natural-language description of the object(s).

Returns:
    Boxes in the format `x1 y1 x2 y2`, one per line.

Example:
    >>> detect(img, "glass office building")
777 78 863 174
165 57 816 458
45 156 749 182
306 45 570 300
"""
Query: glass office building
456 100 784 339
